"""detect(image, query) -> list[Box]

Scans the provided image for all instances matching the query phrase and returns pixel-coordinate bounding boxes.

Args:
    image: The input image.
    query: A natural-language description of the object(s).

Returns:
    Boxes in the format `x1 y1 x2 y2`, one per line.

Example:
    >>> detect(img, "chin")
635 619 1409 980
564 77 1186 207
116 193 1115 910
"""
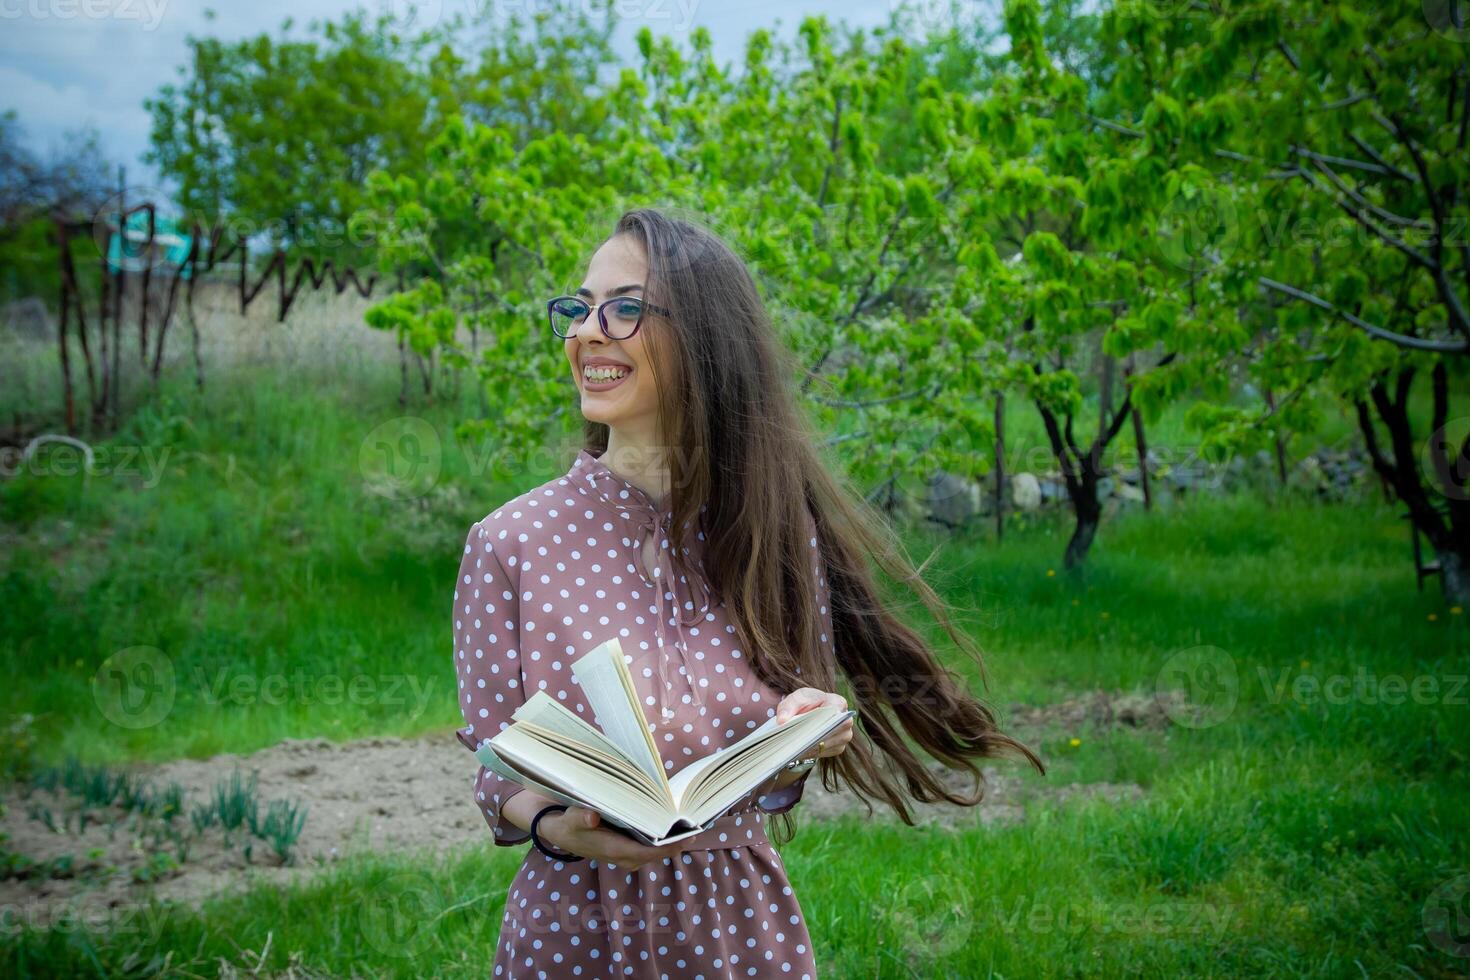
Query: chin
578 395 623 426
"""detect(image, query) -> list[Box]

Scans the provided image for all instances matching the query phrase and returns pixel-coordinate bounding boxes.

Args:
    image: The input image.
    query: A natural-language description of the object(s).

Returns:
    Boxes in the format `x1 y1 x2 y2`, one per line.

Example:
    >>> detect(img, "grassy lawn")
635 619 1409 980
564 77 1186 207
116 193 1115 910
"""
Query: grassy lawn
3 361 1467 977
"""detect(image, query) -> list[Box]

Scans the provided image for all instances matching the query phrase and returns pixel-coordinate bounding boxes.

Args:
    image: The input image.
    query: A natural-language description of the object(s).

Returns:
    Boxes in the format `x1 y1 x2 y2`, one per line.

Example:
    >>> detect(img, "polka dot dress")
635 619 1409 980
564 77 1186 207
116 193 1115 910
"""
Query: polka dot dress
453 448 836 979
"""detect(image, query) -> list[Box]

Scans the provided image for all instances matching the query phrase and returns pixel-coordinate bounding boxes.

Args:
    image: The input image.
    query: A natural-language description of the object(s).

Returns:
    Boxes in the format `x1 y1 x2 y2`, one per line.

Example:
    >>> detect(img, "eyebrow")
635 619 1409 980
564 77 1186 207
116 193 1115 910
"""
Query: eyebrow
575 283 644 299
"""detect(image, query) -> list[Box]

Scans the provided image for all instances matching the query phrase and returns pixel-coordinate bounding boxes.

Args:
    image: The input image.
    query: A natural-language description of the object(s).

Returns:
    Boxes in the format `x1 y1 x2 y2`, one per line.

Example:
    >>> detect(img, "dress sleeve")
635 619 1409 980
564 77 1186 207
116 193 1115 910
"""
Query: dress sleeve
757 507 838 815
452 519 531 846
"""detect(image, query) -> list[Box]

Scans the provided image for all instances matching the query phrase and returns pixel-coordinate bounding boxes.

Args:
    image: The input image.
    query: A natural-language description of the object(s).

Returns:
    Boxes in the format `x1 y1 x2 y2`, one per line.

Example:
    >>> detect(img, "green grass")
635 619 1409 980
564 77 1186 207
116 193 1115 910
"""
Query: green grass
1 358 521 764
3 360 1468 977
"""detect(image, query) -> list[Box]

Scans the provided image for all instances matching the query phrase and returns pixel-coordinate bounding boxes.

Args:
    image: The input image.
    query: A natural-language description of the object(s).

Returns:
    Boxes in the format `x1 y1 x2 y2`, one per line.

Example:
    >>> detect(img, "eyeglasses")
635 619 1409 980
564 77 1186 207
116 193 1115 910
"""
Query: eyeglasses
546 294 671 341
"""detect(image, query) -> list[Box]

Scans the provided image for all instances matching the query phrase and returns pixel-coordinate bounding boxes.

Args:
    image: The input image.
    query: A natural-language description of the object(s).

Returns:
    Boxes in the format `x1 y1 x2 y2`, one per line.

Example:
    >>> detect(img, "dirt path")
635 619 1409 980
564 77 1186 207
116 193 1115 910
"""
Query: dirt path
1 690 1171 928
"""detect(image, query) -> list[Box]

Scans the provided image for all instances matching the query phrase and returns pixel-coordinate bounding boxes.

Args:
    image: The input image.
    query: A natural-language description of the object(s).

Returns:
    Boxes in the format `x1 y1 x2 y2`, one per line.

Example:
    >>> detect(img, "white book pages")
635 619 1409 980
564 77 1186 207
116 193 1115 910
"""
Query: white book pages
571 638 670 796
512 690 637 768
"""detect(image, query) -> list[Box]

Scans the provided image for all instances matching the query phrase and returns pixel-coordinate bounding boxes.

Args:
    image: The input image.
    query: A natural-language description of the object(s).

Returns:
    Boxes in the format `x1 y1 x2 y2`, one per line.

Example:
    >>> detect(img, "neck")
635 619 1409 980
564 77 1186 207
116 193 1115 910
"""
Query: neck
601 428 672 508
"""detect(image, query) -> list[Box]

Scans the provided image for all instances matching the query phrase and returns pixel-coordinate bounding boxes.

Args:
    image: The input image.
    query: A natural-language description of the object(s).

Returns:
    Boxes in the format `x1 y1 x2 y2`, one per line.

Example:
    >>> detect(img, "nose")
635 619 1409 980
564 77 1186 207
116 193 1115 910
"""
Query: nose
573 304 607 345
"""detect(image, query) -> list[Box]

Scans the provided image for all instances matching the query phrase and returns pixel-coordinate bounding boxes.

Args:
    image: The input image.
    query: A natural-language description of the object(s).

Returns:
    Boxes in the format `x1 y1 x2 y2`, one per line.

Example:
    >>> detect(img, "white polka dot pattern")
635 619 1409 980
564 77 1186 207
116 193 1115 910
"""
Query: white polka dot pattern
453 449 833 977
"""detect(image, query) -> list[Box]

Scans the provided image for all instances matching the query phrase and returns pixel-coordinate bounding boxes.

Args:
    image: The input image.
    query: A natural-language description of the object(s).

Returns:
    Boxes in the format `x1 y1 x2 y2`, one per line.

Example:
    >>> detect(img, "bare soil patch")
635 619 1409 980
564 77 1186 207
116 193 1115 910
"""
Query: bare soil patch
1005 688 1192 733
2 692 1162 928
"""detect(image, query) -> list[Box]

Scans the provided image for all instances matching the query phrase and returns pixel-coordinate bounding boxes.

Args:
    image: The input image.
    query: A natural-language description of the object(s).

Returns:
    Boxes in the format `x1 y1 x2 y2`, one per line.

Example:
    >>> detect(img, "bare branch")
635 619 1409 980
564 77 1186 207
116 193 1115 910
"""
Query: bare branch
1318 91 1372 111
1291 145 1397 178
1381 111 1470 338
1344 132 1416 182
1258 277 1469 353
1306 153 1432 229
812 383 943 410
1085 113 1143 138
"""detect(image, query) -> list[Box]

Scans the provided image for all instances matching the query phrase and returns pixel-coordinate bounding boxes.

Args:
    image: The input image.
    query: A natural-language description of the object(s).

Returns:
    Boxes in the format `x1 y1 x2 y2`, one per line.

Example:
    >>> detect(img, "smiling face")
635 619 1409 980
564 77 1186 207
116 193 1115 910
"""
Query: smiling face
563 235 669 449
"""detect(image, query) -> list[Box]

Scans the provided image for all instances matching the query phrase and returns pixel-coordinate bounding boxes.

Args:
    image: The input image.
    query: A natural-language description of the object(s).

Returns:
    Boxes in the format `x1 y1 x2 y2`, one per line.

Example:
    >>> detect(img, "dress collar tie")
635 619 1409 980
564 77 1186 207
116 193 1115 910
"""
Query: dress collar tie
570 449 712 723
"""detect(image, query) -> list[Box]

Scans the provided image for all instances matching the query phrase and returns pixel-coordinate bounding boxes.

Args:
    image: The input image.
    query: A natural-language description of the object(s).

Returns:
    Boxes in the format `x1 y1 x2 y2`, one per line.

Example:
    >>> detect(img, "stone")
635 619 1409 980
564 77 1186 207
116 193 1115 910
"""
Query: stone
1011 472 1042 512
927 471 981 526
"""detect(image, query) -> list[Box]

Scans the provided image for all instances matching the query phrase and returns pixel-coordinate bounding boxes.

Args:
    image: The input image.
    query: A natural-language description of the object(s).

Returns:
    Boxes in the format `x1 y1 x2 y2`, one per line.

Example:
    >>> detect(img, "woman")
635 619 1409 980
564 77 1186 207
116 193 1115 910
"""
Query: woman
453 208 1043 978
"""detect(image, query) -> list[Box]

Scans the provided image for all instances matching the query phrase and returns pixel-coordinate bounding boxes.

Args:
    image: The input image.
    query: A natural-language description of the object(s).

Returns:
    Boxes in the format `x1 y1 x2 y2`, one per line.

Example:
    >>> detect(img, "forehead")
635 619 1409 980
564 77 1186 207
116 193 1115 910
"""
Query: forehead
580 236 648 293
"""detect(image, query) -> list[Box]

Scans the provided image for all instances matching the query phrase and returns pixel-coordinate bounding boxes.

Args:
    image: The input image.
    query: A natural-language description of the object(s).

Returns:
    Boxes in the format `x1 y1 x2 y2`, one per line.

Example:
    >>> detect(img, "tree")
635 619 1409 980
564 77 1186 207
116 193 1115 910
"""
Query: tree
0 111 113 306
1109 0 1470 599
145 12 441 261
933 0 1239 569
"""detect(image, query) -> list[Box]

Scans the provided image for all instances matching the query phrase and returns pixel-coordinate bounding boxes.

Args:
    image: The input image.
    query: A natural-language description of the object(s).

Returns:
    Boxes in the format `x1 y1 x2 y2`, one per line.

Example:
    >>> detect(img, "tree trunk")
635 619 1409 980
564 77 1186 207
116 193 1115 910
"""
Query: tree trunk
993 393 1006 540
1130 404 1152 511
398 333 409 407
1354 363 1470 604
1264 387 1289 487
1034 400 1111 570
1064 471 1102 569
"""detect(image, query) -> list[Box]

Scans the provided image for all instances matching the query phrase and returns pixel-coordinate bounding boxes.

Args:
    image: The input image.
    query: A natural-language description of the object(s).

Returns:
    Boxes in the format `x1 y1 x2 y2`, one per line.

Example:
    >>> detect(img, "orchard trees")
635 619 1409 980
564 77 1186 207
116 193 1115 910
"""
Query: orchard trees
1109 0 1470 597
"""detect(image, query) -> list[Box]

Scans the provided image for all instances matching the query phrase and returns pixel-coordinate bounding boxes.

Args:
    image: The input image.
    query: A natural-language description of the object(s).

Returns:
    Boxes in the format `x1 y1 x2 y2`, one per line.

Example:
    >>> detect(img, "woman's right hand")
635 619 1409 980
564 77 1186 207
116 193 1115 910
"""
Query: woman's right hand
541 805 685 870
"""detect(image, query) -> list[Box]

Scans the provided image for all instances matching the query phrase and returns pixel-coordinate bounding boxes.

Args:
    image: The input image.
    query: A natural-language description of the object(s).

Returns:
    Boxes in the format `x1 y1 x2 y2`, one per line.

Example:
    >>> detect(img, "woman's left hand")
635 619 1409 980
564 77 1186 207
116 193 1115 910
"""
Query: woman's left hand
774 688 854 758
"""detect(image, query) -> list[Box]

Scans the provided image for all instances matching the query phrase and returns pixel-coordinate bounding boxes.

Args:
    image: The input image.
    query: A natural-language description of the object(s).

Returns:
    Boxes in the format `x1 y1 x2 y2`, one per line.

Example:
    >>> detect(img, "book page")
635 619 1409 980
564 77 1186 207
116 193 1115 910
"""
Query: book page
516 721 666 803
512 690 639 769
489 724 680 841
571 639 671 799
474 740 590 812
674 708 856 827
666 706 829 803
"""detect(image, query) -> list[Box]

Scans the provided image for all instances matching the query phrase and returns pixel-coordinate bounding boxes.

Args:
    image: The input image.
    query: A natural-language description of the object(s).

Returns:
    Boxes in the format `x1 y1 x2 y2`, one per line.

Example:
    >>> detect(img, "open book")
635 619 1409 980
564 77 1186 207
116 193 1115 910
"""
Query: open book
475 638 854 847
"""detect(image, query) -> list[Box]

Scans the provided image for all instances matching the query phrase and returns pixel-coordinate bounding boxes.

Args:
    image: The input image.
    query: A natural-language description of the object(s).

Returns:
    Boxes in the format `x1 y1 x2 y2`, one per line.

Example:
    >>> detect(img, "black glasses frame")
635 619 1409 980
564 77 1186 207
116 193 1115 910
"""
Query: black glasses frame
546 294 672 341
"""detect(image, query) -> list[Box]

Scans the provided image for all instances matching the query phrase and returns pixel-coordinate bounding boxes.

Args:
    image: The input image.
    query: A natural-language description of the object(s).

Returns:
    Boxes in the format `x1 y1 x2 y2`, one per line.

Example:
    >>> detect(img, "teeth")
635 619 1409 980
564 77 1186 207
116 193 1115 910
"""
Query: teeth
584 365 630 382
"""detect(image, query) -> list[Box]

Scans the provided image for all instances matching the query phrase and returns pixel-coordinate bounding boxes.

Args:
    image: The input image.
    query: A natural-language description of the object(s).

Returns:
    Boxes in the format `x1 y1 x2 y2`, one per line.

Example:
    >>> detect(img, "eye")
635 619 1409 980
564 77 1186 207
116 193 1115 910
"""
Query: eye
553 299 590 320
611 298 644 319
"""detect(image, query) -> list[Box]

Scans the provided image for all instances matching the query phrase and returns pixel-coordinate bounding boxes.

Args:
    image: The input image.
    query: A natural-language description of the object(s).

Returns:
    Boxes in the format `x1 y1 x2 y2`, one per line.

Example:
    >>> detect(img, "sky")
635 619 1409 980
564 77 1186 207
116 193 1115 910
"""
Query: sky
0 0 936 188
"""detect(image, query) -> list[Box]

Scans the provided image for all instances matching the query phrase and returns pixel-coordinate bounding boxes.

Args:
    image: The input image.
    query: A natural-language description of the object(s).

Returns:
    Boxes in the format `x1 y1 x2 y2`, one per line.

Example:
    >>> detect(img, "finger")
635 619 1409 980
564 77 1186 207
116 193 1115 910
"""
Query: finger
777 688 826 723
611 838 670 868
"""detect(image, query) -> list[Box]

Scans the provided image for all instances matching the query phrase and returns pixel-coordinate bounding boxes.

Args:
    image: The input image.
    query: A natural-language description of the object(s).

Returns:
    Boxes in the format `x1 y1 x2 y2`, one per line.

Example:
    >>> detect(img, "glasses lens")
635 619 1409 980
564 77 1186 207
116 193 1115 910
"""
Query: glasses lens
603 297 645 339
549 298 590 337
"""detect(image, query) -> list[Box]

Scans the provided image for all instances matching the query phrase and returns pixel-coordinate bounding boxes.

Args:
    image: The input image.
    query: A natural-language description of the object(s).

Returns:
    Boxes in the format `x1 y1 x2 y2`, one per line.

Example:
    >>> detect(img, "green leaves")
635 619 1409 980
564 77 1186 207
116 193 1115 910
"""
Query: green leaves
1021 232 1072 278
903 175 939 220
842 112 874 172
1141 93 1184 153
134 0 1469 569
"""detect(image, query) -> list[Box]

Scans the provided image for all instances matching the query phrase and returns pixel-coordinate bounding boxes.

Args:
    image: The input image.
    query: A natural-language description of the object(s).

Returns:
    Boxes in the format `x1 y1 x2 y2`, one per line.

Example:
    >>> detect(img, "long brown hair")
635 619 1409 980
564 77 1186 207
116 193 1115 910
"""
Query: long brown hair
577 206 1044 839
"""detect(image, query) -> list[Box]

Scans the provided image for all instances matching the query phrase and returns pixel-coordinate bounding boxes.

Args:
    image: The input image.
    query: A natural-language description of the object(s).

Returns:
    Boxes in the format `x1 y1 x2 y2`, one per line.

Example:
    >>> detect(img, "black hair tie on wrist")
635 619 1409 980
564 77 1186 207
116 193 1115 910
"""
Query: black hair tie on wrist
530 804 585 862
